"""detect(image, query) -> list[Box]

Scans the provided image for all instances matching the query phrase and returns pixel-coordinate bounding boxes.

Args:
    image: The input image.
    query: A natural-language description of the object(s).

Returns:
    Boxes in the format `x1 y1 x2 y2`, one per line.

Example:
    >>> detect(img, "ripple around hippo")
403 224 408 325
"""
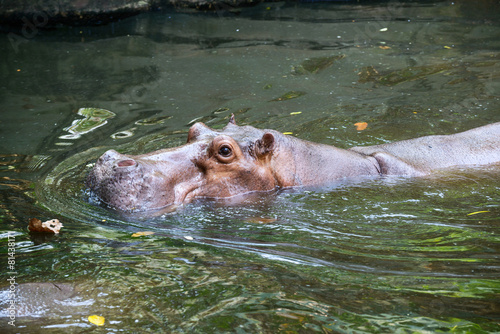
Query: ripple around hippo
35 122 500 279
36 147 112 222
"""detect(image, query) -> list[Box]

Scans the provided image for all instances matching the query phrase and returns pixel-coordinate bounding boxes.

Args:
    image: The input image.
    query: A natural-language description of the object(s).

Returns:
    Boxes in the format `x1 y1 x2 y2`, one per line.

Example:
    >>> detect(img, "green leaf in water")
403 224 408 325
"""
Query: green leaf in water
292 55 345 75
271 91 306 101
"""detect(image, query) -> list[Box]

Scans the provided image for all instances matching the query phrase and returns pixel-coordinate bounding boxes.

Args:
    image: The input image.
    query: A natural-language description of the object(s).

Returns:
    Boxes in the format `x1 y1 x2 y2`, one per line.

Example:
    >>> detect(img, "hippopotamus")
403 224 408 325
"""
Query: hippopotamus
87 116 500 212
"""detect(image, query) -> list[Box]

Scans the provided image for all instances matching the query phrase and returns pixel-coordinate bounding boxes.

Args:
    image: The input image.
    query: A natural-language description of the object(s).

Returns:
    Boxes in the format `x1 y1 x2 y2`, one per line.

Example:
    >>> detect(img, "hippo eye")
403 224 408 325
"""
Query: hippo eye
218 145 232 157
211 136 238 163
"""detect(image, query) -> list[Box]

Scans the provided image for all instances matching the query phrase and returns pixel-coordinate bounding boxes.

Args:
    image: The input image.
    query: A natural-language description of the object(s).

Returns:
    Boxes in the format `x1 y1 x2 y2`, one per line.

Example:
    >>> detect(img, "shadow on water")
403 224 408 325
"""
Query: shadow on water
1 1 500 333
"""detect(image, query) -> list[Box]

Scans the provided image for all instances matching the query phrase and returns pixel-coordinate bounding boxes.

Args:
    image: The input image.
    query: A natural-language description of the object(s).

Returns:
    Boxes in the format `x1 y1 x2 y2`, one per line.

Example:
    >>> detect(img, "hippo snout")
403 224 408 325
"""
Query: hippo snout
87 150 153 211
87 147 200 212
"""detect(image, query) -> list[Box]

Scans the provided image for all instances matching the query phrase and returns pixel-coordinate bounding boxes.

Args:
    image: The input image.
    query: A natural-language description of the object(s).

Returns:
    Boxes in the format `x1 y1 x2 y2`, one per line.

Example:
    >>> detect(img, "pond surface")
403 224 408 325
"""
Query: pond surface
1 1 500 332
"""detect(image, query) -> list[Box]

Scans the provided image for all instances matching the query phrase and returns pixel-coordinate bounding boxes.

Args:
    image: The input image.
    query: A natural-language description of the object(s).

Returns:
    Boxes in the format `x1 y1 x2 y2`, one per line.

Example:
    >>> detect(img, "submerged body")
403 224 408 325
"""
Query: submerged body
87 117 500 212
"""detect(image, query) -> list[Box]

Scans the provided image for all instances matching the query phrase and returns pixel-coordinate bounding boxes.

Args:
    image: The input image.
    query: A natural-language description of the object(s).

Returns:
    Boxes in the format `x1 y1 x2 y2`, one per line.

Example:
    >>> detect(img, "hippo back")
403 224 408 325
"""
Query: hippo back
349 122 500 175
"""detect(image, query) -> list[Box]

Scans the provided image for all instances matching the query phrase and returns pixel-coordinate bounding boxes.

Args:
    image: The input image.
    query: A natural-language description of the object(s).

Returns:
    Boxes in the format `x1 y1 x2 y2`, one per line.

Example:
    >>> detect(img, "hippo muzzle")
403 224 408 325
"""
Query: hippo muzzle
87 148 204 212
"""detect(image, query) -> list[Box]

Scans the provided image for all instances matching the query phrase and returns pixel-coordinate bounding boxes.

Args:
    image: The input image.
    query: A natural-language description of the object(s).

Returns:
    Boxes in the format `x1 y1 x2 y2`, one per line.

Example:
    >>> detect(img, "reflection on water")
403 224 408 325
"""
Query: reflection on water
1 1 500 333
60 107 115 140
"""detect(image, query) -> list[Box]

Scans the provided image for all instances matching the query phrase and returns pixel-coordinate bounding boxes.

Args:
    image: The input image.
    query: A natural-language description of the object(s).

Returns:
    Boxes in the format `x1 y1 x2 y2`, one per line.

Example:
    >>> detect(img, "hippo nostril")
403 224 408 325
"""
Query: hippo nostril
116 159 136 167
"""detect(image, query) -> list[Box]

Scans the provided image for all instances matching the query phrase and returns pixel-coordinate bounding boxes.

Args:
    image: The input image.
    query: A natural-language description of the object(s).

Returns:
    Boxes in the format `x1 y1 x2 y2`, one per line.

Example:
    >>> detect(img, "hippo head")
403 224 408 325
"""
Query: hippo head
86 116 291 212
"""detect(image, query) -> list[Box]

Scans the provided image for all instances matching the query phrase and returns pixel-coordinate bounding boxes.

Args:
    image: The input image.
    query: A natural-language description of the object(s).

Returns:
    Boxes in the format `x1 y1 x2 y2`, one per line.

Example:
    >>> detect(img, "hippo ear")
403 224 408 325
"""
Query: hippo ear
255 132 275 157
228 114 236 125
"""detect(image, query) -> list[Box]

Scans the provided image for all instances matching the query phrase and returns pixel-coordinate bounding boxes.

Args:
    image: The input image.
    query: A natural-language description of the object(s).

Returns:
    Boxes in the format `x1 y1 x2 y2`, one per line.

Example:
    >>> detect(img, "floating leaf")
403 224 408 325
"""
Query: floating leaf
88 315 105 326
467 211 489 216
290 112 302 115
131 231 155 237
292 55 345 75
283 132 293 135
354 122 368 131
271 91 306 102
379 46 391 50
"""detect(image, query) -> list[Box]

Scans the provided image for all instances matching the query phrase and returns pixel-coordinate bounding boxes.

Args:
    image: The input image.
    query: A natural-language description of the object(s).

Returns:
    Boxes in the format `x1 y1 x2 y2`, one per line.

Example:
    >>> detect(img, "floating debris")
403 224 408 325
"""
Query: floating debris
292 55 345 75
354 122 368 131
88 315 105 326
131 231 155 237
271 91 306 101
467 211 489 216
28 218 63 234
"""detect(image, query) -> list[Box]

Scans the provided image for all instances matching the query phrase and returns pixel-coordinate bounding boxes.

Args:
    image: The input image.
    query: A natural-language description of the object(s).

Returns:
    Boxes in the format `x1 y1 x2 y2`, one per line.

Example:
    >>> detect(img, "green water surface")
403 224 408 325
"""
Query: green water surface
1 1 499 333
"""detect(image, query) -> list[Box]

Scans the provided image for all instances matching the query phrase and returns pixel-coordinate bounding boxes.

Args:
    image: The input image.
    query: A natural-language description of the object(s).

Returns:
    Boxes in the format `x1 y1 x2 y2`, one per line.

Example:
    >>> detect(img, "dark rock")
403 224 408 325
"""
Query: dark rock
0 0 262 27
0 0 152 26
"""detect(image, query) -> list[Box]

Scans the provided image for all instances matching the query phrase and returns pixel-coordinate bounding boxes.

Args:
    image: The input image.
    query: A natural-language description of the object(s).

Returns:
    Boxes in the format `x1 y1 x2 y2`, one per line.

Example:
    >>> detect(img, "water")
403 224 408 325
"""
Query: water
1 1 500 332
